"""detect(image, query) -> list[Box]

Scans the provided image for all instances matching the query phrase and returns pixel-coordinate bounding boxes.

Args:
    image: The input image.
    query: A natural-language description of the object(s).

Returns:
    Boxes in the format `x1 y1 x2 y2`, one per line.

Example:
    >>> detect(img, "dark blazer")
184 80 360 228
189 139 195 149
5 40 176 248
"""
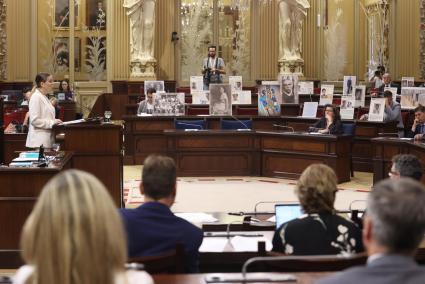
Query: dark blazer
312 117 343 134
316 254 425 284
407 124 425 138
378 82 401 94
119 202 203 272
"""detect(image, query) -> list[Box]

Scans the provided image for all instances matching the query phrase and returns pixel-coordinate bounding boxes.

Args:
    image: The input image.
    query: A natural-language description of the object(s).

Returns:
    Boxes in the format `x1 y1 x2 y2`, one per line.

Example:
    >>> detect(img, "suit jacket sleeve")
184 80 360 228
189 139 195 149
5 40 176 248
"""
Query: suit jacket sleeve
384 103 401 123
407 125 420 138
329 120 343 134
313 117 326 129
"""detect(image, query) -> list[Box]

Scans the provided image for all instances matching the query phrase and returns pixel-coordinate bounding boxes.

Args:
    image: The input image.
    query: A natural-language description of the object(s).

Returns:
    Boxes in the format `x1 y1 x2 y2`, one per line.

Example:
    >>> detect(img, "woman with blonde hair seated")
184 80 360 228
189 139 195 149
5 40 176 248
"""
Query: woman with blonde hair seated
14 169 153 284
272 164 363 255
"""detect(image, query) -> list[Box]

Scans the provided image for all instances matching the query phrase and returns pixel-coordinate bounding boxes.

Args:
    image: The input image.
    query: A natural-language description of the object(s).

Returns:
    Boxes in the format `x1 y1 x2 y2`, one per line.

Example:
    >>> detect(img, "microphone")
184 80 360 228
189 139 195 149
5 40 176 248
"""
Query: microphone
272 124 294 133
229 115 251 131
253 201 292 215
176 121 203 130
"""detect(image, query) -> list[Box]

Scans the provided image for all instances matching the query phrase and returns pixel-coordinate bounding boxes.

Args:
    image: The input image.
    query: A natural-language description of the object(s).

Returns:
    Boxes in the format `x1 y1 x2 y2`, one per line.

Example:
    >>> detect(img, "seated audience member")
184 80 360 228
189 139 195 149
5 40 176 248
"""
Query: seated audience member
316 178 425 284
14 169 153 284
370 70 383 89
20 87 33 106
389 154 423 181
137 87 156 115
310 104 343 134
378 73 400 94
120 154 203 272
49 97 61 119
57 79 74 100
360 91 404 137
272 164 363 255
407 105 425 140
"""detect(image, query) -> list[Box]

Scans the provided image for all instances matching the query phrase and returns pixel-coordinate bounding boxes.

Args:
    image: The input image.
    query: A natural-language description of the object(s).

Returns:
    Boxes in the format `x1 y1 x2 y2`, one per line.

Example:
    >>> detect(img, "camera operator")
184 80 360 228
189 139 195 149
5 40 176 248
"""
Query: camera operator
202 45 226 90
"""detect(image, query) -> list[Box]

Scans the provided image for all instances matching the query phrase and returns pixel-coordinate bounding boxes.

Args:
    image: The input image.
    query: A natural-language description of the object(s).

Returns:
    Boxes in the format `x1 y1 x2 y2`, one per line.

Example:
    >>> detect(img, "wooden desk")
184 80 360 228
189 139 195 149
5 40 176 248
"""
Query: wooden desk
165 130 259 176
3 133 26 164
372 137 425 184
163 130 351 182
55 122 123 206
124 116 280 165
0 152 73 250
282 117 398 172
153 272 331 284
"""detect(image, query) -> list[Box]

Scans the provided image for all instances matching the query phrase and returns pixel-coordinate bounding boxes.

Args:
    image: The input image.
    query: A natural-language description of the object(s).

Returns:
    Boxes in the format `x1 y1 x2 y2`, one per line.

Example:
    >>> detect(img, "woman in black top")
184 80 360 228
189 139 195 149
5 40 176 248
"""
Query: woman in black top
272 164 363 255
311 104 343 134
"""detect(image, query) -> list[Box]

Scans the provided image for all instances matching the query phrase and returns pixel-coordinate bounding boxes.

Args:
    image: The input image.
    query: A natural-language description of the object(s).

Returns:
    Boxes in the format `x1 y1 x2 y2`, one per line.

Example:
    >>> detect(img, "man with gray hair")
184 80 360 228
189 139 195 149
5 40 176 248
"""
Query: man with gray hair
389 154 423 181
317 178 425 284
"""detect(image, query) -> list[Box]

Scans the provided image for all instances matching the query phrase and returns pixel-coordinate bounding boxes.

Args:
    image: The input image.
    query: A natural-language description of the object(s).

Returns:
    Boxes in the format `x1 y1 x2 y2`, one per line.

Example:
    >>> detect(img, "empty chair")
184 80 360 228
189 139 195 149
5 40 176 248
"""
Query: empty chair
174 119 207 130
220 118 252 130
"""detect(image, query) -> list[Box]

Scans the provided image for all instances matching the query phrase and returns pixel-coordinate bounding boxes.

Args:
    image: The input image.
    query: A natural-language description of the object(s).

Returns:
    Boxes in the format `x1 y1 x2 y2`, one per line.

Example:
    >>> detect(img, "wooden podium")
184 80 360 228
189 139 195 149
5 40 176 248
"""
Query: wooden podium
55 122 123 206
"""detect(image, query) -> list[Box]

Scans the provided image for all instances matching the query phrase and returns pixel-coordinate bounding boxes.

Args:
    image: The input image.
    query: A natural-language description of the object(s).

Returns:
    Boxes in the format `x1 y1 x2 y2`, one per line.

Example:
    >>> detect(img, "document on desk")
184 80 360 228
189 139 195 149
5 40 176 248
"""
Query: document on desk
230 236 272 252
199 238 229 252
60 119 86 125
175 212 218 223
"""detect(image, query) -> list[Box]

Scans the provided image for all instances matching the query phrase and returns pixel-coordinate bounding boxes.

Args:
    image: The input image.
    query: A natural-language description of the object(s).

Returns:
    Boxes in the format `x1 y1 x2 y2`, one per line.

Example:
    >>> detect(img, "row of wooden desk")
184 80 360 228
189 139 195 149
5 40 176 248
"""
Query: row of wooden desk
123 115 397 174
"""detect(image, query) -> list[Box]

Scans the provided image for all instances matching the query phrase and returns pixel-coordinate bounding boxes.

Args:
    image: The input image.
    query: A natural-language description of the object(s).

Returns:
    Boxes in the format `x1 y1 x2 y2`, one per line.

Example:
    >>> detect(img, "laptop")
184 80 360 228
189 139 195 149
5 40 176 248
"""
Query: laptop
275 204 303 229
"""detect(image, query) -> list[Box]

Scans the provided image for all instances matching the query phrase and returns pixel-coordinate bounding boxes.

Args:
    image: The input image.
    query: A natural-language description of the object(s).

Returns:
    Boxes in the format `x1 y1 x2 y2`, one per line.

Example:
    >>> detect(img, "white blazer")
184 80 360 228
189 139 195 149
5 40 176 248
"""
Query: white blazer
25 89 56 148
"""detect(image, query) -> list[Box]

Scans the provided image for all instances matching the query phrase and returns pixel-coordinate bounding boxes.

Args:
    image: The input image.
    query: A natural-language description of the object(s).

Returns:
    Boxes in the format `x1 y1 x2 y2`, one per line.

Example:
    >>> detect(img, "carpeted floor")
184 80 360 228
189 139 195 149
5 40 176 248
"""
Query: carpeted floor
124 166 372 213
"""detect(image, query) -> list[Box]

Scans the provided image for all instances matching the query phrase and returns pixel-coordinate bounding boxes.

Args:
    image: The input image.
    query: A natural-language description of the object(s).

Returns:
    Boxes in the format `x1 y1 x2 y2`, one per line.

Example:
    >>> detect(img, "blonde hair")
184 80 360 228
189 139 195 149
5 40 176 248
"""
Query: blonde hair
21 169 126 284
295 164 338 214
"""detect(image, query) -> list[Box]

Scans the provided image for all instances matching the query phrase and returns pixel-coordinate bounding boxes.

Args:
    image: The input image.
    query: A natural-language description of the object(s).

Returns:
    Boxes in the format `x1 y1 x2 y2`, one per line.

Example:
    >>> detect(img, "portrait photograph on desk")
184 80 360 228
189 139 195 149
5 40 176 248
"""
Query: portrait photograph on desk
319 84 334 106
400 87 425 109
209 84 232 115
152 93 185 116
258 84 281 116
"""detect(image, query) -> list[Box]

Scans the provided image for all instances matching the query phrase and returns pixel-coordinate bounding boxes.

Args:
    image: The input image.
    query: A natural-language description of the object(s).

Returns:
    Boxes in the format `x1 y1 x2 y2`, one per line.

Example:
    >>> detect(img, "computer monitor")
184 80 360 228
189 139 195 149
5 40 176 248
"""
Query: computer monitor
275 204 303 229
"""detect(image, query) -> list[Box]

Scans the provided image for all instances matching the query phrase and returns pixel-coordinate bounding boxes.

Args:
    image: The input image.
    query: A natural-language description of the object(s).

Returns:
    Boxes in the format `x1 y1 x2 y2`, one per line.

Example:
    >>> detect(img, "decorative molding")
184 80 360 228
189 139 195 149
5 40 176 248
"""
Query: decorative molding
0 0 6 80
365 0 389 77
421 0 425 79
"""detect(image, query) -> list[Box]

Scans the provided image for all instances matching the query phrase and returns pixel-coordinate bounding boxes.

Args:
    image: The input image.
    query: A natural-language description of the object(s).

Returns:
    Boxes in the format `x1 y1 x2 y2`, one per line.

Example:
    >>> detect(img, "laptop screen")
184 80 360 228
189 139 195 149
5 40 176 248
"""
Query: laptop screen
275 204 303 229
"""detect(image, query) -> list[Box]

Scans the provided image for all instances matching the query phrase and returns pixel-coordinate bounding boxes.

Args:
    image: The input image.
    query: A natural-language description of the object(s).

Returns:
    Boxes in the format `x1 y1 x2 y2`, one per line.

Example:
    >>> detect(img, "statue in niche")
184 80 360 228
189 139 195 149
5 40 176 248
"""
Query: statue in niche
123 0 156 62
278 0 310 61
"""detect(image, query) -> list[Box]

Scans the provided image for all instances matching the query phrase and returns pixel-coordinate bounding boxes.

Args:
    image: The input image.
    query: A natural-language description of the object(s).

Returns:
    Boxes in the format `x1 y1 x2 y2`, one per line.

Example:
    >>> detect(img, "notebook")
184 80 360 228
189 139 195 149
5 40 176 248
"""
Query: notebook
275 204 303 229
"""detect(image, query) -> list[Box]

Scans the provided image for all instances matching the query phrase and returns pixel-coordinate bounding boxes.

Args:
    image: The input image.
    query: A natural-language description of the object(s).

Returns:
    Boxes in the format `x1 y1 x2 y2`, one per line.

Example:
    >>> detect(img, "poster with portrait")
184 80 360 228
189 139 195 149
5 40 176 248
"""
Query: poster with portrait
279 74 299 104
343 76 356 96
368 98 385 122
232 91 251 105
87 0 106 28
229 76 243 94
190 76 204 94
53 37 81 72
152 93 185 116
340 97 355 119
319 85 334 106
144 81 165 95
400 87 425 109
401 77 415 88
258 84 281 116
191 91 210 105
209 84 232 115
384 87 398 102
54 0 79 28
298 81 314 95
354 85 366 107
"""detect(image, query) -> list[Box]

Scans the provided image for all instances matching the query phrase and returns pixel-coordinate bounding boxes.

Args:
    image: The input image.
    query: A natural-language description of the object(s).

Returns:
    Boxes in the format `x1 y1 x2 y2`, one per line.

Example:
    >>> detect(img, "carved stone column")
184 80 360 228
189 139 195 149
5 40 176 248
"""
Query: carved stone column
278 0 310 76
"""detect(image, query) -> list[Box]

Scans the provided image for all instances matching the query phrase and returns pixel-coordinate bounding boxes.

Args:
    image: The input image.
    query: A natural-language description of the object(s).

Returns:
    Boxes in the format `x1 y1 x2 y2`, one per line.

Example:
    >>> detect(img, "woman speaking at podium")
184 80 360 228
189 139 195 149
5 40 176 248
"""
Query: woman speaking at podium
25 73 62 149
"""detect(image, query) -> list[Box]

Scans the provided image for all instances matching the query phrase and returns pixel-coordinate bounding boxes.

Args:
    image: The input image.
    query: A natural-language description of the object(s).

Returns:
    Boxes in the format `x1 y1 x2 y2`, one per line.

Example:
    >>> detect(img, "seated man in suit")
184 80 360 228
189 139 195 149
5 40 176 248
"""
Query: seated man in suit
407 105 425 140
389 154 423 181
378 73 400 94
119 154 203 272
317 178 425 284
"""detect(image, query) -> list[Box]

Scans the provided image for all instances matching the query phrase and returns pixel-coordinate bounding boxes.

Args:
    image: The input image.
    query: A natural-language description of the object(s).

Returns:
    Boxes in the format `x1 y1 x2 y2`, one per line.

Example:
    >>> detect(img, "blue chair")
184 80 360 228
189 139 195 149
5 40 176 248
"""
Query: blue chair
342 122 356 177
220 119 252 130
174 119 206 130
342 123 356 136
